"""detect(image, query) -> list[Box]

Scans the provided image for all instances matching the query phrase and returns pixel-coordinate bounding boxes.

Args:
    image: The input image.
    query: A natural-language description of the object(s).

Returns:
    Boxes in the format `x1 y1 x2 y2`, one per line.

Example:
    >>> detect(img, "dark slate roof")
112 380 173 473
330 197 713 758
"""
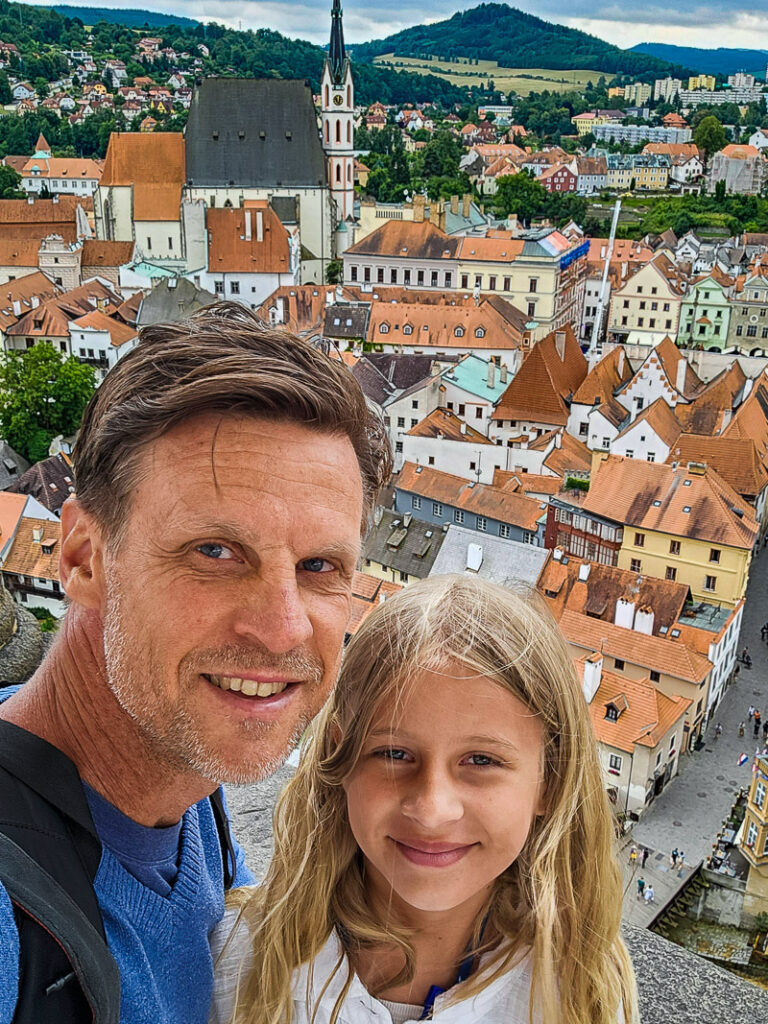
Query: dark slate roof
323 304 368 340
0 443 29 492
137 278 217 327
185 78 327 188
351 357 398 407
363 507 445 579
366 353 436 391
8 453 73 514
270 195 298 224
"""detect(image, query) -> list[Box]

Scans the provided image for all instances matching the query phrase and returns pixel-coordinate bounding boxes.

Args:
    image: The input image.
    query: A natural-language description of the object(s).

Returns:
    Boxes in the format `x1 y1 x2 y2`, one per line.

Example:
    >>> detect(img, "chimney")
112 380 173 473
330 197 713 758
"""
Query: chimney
278 296 286 324
615 596 636 630
555 330 566 362
413 195 426 223
554 431 562 449
256 210 263 243
403 512 412 527
462 193 471 218
460 421 467 435
634 605 655 636
12 300 20 317
450 194 459 216
553 546 564 561
430 205 445 231
618 348 625 377
32 527 43 543
27 195 34 205
487 361 496 388
500 364 508 383
578 561 591 582
244 210 252 241
675 355 688 394
582 653 603 704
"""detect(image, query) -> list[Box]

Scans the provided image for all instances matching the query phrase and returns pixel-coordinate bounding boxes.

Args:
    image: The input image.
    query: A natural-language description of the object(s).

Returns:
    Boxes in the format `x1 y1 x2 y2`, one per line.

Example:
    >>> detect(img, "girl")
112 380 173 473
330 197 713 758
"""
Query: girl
211 575 638 1024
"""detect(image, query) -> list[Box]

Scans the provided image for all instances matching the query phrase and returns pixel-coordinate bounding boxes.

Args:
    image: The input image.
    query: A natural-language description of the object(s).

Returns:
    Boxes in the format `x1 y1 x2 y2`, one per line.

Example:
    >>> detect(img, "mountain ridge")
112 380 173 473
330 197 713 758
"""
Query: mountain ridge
630 42 768 78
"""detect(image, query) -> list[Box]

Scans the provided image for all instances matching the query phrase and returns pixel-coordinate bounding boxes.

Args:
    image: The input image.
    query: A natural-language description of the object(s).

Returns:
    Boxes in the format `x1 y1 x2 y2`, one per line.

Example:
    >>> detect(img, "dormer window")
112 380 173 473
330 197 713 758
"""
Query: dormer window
475 327 485 338
379 323 389 334
605 705 619 721
454 327 465 338
403 324 413 335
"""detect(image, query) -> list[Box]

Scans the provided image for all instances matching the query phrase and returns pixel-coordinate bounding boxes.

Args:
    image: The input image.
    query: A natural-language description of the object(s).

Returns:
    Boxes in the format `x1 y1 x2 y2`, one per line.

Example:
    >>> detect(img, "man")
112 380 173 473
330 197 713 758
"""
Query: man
0 301 391 1023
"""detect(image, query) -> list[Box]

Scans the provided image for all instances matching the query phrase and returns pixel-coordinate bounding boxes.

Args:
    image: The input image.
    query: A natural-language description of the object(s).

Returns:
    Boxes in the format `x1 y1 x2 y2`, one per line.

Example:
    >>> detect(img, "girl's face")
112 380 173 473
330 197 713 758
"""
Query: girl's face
343 663 546 920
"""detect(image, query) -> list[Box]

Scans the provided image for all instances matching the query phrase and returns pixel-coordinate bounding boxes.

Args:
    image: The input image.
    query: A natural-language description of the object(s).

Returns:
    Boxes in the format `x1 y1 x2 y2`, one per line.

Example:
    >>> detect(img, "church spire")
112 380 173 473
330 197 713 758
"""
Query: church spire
328 0 346 85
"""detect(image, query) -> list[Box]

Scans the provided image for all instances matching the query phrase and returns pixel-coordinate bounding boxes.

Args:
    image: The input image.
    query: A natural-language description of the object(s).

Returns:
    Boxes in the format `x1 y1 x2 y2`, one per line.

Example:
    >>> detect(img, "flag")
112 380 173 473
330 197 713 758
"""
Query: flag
738 753 749 766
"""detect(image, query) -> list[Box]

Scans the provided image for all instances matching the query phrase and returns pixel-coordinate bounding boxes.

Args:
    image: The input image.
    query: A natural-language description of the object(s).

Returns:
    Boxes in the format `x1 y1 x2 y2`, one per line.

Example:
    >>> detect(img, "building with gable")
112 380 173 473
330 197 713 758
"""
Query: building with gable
321 0 354 226
728 267 768 352
402 407 497 483
21 134 102 197
608 253 687 345
439 353 508 436
676 274 733 351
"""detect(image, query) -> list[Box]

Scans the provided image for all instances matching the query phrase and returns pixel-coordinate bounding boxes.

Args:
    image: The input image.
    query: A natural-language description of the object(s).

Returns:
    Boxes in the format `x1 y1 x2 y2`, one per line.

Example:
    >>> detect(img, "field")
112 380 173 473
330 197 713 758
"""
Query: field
372 54 604 95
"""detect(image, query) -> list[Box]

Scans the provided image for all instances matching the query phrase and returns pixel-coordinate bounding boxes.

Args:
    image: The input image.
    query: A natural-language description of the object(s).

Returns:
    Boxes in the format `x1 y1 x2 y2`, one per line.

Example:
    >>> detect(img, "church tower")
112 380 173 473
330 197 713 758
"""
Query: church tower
321 0 355 223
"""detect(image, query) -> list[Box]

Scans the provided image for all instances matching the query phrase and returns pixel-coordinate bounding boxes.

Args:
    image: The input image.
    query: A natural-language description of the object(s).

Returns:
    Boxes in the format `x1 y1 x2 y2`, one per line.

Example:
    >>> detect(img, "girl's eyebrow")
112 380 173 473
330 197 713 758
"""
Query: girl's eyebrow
366 728 522 754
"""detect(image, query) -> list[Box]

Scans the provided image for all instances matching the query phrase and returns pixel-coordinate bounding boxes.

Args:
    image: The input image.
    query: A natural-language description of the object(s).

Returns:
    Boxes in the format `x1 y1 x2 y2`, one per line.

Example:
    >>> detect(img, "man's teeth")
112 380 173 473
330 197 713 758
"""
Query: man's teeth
208 676 289 697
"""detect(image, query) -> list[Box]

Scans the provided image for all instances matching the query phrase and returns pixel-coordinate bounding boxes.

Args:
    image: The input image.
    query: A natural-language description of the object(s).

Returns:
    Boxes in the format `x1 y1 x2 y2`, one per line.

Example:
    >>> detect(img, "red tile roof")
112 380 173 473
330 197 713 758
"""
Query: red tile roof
492 325 587 426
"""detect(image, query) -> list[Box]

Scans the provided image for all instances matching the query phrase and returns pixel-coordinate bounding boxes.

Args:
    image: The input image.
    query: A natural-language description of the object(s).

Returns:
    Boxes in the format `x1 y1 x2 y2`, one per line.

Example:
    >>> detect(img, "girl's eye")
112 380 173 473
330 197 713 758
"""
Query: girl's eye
464 754 500 767
196 542 237 560
374 748 410 761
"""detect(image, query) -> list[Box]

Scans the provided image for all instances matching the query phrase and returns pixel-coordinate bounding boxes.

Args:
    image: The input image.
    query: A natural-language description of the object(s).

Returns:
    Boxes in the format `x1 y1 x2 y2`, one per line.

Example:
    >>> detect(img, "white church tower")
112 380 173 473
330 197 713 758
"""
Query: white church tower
321 0 355 224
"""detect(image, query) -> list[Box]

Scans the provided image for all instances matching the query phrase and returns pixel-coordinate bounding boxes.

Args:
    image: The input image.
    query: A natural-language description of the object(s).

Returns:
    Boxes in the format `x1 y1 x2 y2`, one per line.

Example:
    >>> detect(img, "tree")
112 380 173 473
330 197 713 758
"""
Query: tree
325 259 342 285
494 172 548 225
33 77 49 100
0 343 96 462
0 164 24 198
693 115 727 159
0 72 11 106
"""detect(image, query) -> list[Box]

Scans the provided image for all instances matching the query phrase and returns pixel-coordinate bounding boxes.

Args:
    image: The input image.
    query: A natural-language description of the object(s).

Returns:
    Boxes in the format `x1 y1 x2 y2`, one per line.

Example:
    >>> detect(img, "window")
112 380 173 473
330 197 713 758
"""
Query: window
404 269 411 285
461 274 469 288
395 441 403 453
399 571 409 583
637 317 644 327
397 416 405 427
621 316 628 326
579 422 588 436
432 502 443 517
613 658 625 671
454 510 464 524
503 276 511 291
709 548 720 563
230 281 240 294
403 324 413 335
350 265 358 281
608 754 622 772
411 496 421 510
499 524 510 538
214 281 224 294
665 566 677 582
665 320 672 329
146 237 152 250
380 324 389 334
390 268 398 284
417 271 425 286
477 516 487 532
747 821 758 848
412 400 419 409
474 276 482 289
669 540 680 555
411 419 418 428
454 327 465 338
605 706 618 722
639 301 646 310
528 278 537 293
458 404 466 416
623 300 630 309
650 670 660 682
704 575 717 592
168 236 173 250
663 303 670 312
634 532 645 547
475 327 485 338
444 273 452 288
625 449 634 459
756 780 766 809
364 267 371 283
427 454 434 464
488 276 496 291
630 558 641 572
431 271 438 287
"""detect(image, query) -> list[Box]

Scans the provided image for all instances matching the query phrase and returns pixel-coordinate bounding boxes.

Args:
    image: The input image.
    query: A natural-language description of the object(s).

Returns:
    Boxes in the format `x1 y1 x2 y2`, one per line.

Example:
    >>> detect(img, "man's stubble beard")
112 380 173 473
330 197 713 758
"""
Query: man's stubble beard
101 573 326 785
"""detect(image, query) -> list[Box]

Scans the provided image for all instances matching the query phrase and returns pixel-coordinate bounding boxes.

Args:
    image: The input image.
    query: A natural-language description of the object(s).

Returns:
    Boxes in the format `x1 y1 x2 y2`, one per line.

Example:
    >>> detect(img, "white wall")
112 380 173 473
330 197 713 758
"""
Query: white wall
401 433 498 483
611 421 670 463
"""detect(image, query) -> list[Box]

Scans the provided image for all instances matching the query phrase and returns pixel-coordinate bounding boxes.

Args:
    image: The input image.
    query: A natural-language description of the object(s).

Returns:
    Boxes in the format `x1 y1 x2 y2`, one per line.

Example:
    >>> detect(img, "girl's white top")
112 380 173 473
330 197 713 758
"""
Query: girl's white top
209 896 541 1024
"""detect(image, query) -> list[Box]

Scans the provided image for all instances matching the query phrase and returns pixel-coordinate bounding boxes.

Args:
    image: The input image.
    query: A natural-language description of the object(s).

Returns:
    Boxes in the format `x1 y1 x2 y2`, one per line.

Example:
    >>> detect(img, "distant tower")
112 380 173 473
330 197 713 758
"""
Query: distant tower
321 0 355 223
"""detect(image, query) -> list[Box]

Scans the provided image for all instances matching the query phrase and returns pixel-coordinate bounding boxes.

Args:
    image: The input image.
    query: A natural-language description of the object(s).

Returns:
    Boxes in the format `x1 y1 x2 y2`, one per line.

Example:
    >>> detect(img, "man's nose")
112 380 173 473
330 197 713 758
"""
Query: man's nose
231 572 313 653
400 764 464 830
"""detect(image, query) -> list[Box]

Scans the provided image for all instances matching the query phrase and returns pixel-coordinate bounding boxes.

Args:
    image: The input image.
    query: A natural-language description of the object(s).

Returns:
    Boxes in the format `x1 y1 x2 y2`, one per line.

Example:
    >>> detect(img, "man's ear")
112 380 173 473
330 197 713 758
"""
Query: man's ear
59 497 106 611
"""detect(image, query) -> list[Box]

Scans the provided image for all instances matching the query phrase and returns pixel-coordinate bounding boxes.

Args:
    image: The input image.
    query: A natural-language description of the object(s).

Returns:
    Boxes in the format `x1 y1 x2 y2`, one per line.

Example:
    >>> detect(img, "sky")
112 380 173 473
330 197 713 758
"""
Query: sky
30 0 768 52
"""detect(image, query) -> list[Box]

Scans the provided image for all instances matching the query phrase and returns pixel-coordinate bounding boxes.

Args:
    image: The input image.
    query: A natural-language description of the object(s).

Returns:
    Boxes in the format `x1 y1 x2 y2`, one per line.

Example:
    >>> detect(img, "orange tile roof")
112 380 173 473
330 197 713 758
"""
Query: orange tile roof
406 407 492 443
367 298 526 352
538 555 689 630
542 432 592 477
724 375 768 465
492 324 587 426
22 156 101 180
563 609 711 683
81 239 135 267
348 572 402 635
720 145 761 159
71 309 137 347
586 238 653 265
456 235 526 262
493 470 563 495
673 361 747 435
346 219 459 260
643 143 701 160
667 434 768 499
0 239 41 269
2 516 61 581
0 271 61 331
572 345 633 427
8 279 121 339
397 461 545 532
206 205 291 274
584 454 758 549
100 133 184 221
0 198 85 242
0 492 27 556
653 337 704 399
617 397 682 448
585 665 692 753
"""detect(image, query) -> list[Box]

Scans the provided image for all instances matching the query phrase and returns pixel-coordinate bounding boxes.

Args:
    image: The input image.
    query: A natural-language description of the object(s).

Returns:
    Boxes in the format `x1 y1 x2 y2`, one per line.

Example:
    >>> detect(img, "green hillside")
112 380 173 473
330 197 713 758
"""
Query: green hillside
51 6 198 29
353 3 692 77
631 43 768 78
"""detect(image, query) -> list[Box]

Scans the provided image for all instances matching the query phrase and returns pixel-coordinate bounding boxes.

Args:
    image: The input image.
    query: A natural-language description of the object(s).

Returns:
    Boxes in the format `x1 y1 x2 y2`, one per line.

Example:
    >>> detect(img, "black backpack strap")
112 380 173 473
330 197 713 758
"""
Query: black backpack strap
0 832 120 1024
209 787 236 889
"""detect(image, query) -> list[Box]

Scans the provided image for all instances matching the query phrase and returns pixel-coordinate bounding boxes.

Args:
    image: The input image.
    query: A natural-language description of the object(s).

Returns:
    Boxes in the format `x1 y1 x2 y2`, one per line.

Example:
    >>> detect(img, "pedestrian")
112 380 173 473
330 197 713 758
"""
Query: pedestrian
715 722 723 740
671 848 679 867
749 704 755 721
762 623 767 641
637 877 646 900
742 646 750 664
641 847 650 868
739 721 746 737
755 719 761 738
678 851 685 866
756 709 762 729
0 302 390 1021
644 885 655 904
629 845 638 866
763 721 768 740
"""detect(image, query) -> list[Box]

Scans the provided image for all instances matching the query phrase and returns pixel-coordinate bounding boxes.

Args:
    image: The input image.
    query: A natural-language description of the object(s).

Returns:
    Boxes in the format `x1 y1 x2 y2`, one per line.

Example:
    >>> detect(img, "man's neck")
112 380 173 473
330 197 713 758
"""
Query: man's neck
0 610 215 827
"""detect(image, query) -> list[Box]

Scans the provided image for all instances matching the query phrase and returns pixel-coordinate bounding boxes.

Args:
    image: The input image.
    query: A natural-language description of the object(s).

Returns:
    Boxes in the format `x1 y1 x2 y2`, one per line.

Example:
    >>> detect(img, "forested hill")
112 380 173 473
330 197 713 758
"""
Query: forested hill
51 6 198 28
630 42 768 78
352 4 691 77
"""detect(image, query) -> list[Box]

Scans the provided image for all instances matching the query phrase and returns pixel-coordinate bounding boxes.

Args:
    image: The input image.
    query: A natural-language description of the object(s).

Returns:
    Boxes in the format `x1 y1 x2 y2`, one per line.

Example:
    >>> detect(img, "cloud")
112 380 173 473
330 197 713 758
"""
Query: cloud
25 0 768 51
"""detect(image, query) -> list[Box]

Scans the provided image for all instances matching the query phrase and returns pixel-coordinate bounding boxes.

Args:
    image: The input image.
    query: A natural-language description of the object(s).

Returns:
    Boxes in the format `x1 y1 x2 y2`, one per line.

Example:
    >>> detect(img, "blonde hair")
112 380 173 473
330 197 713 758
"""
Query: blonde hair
230 575 638 1024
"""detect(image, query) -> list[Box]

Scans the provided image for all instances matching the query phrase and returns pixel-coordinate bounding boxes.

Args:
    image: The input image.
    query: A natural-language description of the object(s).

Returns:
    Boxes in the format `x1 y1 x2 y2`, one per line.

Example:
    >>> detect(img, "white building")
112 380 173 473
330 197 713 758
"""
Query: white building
402 407 498 483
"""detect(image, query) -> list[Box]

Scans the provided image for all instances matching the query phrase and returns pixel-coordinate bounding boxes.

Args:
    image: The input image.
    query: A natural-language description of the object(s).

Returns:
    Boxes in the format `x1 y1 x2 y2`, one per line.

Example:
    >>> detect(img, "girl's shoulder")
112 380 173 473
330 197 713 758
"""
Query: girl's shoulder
209 886 260 1024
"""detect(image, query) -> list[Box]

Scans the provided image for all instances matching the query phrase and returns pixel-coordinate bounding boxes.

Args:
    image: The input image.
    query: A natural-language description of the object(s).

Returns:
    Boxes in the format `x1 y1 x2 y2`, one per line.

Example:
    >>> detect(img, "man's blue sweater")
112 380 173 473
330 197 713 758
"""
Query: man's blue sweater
0 789 252 1024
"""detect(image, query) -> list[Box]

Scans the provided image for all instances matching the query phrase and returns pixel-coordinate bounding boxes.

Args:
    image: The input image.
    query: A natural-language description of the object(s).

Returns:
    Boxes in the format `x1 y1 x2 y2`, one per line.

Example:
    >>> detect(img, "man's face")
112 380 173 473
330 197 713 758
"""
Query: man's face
97 413 364 784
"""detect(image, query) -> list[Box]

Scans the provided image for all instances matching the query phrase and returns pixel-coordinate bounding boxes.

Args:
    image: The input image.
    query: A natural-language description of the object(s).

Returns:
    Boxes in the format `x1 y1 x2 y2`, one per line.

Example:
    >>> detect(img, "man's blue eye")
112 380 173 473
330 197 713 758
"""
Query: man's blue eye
197 543 233 559
301 558 332 573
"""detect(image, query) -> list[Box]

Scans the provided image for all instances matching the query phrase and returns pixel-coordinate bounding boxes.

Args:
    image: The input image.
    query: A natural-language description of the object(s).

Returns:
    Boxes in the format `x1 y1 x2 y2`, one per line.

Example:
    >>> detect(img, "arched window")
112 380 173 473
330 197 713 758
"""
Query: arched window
324 85 329 106
324 121 329 143
475 327 485 338
336 164 341 183
335 120 341 143
454 327 465 338
347 162 352 182
347 121 351 143
380 323 390 334
347 85 351 107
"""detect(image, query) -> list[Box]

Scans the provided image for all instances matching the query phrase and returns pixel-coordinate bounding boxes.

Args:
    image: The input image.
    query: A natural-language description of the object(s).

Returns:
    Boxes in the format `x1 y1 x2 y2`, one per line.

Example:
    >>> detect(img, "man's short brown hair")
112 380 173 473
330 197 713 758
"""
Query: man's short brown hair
74 301 391 539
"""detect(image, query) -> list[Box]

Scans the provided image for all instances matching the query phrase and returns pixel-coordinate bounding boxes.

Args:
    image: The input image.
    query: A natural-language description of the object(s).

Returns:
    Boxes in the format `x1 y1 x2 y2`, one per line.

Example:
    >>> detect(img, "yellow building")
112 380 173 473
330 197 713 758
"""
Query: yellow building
583 455 758 608
632 157 670 191
688 75 717 91
608 252 685 344
571 111 620 136
608 86 625 99
739 755 768 916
